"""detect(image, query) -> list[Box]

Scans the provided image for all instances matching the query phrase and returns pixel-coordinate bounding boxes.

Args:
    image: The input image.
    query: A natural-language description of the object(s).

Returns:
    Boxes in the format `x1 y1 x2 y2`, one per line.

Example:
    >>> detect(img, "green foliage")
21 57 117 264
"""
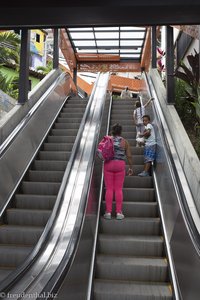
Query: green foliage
0 72 19 99
175 52 200 159
112 94 121 100
0 31 20 99
191 86 200 123
175 78 196 128
0 32 20 66
36 60 53 75
194 137 200 157
175 51 200 121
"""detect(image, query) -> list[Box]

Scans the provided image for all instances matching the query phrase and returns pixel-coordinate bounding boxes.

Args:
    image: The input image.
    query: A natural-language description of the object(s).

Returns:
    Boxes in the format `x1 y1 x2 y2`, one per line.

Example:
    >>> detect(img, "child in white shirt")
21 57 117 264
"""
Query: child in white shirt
138 115 156 177
133 96 154 147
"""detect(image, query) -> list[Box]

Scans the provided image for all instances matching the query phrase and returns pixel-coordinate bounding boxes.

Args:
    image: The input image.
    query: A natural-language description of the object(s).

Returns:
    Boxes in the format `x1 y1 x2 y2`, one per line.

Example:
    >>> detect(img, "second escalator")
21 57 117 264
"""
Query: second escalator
93 98 173 300
0 96 87 283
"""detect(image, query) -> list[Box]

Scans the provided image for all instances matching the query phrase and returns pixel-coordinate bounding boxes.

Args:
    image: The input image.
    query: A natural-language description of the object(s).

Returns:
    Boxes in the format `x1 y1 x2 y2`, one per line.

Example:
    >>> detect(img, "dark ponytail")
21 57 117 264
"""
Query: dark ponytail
111 123 122 136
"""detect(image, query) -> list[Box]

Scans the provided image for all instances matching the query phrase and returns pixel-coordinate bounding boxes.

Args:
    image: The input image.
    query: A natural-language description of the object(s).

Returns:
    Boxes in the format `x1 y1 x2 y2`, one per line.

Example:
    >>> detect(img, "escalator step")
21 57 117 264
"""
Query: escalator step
43 143 74 151
21 181 60 195
125 154 144 164
100 217 160 236
124 175 153 188
60 112 84 118
0 225 44 245
62 107 86 113
28 170 64 182
6 208 51 226
15 194 56 210
33 160 67 171
109 125 136 132
110 119 134 126
54 123 80 129
94 279 172 300
64 103 87 108
0 268 14 282
0 245 33 267
112 100 134 105
123 188 155 202
111 108 134 114
125 164 145 174
98 234 163 256
130 147 144 155
57 117 82 123
50 129 77 136
102 187 155 203
38 151 71 161
121 132 137 139
111 114 135 120
102 201 158 217
123 138 136 146
96 254 168 282
47 136 76 143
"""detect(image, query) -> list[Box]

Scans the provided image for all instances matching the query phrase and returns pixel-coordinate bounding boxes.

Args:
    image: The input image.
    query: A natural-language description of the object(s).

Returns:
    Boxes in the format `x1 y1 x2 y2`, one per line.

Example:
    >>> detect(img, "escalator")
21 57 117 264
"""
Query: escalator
11 74 199 300
2 73 199 300
0 96 87 282
93 98 173 299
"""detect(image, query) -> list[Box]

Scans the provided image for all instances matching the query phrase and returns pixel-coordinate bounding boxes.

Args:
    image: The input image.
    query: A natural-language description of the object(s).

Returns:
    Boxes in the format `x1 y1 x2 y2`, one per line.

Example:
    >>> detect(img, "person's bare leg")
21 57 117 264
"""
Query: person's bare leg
144 162 151 173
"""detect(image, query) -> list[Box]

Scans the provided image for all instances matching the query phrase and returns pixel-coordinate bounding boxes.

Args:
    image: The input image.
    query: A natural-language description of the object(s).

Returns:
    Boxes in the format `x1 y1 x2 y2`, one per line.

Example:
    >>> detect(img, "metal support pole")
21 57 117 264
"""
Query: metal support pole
73 67 77 87
18 29 30 104
166 26 175 104
53 28 59 69
152 26 157 68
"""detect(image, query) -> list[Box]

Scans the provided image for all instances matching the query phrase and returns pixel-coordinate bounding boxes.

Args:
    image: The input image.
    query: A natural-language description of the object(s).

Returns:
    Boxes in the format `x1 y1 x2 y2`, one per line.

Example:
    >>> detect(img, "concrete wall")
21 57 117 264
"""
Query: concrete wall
0 90 16 113
0 68 62 145
150 69 200 214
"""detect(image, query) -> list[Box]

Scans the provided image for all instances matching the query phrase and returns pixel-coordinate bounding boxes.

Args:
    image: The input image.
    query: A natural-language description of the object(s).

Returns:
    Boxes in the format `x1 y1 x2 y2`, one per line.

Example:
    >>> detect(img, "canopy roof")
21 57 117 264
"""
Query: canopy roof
67 26 147 62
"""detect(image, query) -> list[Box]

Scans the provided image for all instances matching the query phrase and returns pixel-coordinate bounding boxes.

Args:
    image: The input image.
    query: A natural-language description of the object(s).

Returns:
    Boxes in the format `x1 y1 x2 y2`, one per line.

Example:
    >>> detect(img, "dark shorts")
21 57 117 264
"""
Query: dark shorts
144 144 156 163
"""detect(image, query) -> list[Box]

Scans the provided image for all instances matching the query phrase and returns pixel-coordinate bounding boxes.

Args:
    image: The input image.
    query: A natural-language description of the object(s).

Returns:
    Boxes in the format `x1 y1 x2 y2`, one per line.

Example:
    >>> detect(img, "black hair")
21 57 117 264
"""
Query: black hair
143 114 150 121
135 101 141 108
111 123 122 136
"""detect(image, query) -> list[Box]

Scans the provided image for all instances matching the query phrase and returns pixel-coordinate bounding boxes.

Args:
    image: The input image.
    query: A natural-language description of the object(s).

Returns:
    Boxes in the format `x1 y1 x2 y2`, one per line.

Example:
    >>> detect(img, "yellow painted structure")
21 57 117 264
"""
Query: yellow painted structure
31 29 47 56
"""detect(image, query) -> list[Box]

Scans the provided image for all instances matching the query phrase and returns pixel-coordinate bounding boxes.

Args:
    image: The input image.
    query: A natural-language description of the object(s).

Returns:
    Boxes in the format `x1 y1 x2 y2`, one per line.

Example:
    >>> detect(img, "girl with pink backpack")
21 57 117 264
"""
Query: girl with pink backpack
102 123 133 220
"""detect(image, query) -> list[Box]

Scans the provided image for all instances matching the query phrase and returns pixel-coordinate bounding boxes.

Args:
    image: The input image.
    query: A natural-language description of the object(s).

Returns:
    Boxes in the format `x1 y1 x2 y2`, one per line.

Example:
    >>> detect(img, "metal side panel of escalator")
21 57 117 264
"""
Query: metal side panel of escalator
93 98 173 300
0 94 88 283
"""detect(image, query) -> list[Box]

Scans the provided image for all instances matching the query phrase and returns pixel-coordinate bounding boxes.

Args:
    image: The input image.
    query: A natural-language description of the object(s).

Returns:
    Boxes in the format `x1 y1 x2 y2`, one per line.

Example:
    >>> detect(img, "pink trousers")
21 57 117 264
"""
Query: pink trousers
103 160 125 213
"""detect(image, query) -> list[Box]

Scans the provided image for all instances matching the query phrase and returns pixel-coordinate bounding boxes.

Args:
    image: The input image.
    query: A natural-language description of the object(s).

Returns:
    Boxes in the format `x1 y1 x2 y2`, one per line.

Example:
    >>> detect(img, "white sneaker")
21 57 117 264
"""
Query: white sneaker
116 213 125 220
104 212 111 219
138 171 149 177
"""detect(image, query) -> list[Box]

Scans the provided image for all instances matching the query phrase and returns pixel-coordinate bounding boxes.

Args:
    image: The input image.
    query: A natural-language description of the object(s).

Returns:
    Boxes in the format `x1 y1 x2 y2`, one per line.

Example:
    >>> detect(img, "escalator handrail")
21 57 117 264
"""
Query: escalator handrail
86 93 113 300
145 72 200 249
145 71 200 299
152 166 181 300
1 73 109 298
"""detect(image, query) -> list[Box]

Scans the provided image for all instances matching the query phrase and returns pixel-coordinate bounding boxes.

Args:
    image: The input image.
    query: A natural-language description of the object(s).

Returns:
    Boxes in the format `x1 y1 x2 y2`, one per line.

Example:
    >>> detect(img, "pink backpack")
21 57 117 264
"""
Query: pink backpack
97 135 114 162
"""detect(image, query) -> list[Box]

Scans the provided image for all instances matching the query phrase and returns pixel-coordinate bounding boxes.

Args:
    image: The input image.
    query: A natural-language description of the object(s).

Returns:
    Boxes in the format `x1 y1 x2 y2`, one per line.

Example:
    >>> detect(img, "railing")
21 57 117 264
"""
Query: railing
144 71 200 299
